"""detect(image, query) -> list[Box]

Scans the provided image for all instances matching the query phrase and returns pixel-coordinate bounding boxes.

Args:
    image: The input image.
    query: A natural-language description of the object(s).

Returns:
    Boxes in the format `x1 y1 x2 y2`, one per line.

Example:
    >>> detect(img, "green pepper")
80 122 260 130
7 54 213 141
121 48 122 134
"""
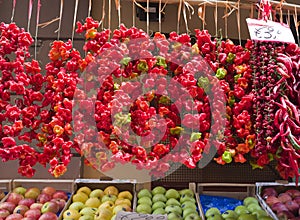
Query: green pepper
137 60 148 72
156 56 167 68
159 96 171 105
222 151 232 163
226 52 236 63
190 132 202 142
228 96 235 107
197 76 210 92
114 83 120 90
170 126 184 135
114 112 131 126
216 68 227 80
120 57 131 66
234 74 241 83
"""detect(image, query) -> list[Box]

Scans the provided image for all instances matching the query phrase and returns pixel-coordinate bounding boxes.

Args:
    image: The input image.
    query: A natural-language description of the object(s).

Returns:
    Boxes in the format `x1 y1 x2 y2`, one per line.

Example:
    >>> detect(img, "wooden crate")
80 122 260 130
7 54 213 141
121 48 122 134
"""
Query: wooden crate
0 179 12 202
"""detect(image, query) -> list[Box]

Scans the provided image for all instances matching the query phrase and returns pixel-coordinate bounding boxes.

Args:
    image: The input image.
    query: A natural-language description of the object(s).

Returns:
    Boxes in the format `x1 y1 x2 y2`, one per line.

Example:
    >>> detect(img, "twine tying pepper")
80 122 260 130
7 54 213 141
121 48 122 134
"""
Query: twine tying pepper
183 0 194 34
11 0 17 22
72 0 79 43
115 0 121 27
34 0 41 60
198 4 207 30
88 0 92 17
177 0 183 33
27 0 33 32
56 0 64 40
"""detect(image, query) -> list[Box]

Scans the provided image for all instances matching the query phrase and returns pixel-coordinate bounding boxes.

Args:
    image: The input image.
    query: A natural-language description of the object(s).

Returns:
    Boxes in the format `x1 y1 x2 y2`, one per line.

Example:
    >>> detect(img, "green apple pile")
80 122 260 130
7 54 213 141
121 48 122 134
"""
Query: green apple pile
63 185 133 220
136 186 201 220
205 197 272 220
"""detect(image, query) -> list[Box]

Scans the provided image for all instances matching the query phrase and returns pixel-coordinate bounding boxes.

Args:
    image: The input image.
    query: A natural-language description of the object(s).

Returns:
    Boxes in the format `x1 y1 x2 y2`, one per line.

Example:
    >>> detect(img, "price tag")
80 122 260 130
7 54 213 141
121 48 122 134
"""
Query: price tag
116 211 167 220
246 18 295 43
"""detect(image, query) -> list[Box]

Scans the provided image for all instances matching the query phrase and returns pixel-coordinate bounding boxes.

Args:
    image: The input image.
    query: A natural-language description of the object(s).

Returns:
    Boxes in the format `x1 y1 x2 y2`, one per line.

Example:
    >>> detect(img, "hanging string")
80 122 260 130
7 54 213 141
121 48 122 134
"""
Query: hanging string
99 0 106 29
224 1 230 38
250 3 254 19
182 1 194 34
293 6 300 46
198 4 206 30
72 0 79 43
132 0 136 27
56 0 64 40
34 0 41 60
108 0 112 30
236 0 241 45
214 0 218 37
88 0 92 17
146 0 150 35
115 0 121 27
177 0 183 33
11 0 17 22
287 10 290 27
275 0 285 23
159 0 162 32
27 0 33 32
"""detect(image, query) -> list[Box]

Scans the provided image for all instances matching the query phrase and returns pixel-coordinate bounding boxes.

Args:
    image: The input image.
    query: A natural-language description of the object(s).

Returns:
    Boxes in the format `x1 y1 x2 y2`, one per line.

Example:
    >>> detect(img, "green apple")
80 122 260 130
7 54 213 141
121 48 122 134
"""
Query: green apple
168 212 183 220
243 197 259 207
152 201 166 210
101 194 117 203
85 197 101 208
205 207 221 218
246 203 262 213
138 196 153 206
180 195 196 204
181 201 197 210
152 186 166 195
183 208 198 218
63 209 81 219
207 214 223 220
152 193 167 203
13 187 27 196
222 210 238 219
165 189 180 200
234 206 250 215
73 192 89 203
89 189 105 200
79 207 97 216
184 213 201 220
165 205 182 215
138 189 152 199
252 209 268 218
237 213 257 220
79 215 94 220
136 203 152 214
153 207 166 215
69 201 85 211
166 198 181 206
179 189 194 198
257 217 273 220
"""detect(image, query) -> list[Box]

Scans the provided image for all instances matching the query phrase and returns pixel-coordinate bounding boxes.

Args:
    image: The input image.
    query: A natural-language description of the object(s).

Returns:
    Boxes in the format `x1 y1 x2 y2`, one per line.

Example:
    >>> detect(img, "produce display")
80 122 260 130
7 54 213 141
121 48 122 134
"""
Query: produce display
261 186 300 219
0 185 69 220
203 196 272 220
63 185 133 220
136 186 201 220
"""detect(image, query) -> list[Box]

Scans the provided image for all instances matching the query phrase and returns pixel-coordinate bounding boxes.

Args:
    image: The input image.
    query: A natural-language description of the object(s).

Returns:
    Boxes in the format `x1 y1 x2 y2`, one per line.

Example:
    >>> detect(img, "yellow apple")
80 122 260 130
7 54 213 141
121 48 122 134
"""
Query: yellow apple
117 191 133 201
63 209 81 220
98 201 114 211
89 189 105 200
77 186 91 196
69 201 85 211
104 186 119 196
115 198 132 207
85 197 101 208
72 192 89 203
94 208 113 220
113 204 132 214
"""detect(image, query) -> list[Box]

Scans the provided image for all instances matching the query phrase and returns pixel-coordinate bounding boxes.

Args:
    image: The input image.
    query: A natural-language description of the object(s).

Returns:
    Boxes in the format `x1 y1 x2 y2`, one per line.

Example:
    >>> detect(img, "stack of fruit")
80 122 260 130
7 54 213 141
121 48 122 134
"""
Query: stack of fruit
63 185 133 220
204 197 272 220
136 186 201 220
0 186 69 220
261 187 300 219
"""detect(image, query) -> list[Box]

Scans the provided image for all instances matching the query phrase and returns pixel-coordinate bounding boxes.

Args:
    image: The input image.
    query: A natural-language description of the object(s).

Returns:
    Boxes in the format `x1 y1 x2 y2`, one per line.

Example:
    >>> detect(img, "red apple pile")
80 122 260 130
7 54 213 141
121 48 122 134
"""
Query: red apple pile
263 187 300 219
0 186 69 220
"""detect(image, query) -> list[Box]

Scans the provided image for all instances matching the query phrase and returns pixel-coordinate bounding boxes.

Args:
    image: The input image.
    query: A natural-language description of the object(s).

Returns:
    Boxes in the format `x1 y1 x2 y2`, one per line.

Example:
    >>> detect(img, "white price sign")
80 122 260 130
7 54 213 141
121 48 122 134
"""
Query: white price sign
246 18 295 43
116 211 167 220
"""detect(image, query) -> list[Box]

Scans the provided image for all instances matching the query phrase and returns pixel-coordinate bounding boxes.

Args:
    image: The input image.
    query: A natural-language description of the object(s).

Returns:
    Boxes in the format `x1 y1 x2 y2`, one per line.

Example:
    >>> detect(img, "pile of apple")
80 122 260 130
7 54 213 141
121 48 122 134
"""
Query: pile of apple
136 186 201 220
0 185 69 220
204 197 272 220
63 185 133 220
263 187 300 219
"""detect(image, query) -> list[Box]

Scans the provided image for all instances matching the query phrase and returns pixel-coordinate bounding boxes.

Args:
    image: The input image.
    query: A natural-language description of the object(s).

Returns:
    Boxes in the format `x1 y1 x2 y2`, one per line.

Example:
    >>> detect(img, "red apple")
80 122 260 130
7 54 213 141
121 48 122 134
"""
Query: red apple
0 209 10 218
286 189 300 198
7 192 24 205
24 209 41 219
38 212 58 220
41 187 56 196
30 203 43 210
41 201 59 214
0 202 16 213
14 204 29 215
22 218 36 220
18 198 35 208
50 198 66 211
52 191 68 201
266 195 281 206
37 194 51 204
6 213 23 220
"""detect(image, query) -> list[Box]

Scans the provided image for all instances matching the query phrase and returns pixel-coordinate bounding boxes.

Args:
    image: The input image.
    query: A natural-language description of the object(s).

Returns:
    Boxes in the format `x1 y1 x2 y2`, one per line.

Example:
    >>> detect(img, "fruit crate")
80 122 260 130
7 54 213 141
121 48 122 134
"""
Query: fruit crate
198 183 271 219
134 182 203 219
256 181 300 220
0 179 12 202
65 178 136 219
8 179 74 220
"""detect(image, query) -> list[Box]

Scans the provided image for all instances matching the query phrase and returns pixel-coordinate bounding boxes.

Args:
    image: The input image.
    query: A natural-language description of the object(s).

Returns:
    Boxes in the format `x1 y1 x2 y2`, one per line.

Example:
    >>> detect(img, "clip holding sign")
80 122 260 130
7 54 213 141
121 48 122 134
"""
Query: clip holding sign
116 211 167 220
